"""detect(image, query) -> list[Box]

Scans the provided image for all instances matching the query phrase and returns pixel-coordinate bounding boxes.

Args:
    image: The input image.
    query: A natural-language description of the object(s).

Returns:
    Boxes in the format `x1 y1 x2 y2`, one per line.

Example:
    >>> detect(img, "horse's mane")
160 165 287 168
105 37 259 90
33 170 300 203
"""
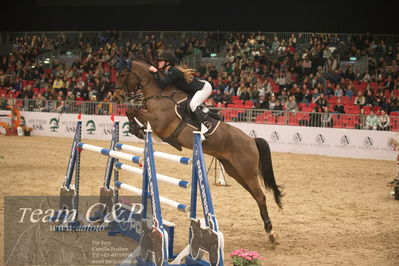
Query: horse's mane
132 55 154 66
131 55 182 97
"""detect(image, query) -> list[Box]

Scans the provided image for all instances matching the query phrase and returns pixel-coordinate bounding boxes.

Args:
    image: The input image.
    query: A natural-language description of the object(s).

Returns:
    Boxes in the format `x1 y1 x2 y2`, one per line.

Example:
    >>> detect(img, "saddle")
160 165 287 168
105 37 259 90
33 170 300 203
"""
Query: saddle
128 97 221 151
176 97 221 132
160 98 221 151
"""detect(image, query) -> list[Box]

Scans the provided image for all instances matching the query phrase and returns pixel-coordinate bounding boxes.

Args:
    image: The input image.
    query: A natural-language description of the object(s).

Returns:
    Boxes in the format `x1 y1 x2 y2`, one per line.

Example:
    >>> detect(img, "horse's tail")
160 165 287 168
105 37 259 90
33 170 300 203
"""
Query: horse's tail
255 138 283 209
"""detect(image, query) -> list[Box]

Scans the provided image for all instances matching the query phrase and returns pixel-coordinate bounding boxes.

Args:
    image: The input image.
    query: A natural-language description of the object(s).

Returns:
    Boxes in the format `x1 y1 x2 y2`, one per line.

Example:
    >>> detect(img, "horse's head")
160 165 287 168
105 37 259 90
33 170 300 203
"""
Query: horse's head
114 57 155 102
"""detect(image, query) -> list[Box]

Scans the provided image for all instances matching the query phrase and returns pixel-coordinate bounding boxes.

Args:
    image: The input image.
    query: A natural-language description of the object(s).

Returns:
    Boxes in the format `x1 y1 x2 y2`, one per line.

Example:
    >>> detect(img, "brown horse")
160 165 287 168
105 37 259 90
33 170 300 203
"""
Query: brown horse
115 59 283 243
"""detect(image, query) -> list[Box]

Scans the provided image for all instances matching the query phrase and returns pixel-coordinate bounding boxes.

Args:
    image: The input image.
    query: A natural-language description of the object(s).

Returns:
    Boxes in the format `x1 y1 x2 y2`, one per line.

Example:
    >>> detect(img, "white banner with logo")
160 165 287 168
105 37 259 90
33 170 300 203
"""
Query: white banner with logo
230 122 397 161
19 112 396 161
20 111 143 143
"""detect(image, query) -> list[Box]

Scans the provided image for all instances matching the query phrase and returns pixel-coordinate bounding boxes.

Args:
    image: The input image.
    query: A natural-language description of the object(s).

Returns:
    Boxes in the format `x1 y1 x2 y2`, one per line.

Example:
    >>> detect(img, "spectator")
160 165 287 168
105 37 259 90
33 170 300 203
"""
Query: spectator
334 84 344 97
269 95 277 110
383 75 395 91
34 93 46 111
302 88 313 103
212 89 224 105
355 108 367 129
272 99 284 116
364 89 375 106
313 92 328 109
329 70 341 86
354 90 366 106
52 76 64 92
321 106 333 127
378 110 391 131
365 110 379 130
261 80 272 96
375 90 388 109
285 96 299 113
257 95 269 109
323 83 334 97
275 72 286 89
345 85 354 98
209 66 218 79
278 89 289 105
333 98 346 114
293 85 304 103
0 93 8 109
271 37 280 53
239 87 251 101
88 85 98 100
222 91 233 106
302 56 312 75
309 107 322 127
56 99 66 113
66 91 75 101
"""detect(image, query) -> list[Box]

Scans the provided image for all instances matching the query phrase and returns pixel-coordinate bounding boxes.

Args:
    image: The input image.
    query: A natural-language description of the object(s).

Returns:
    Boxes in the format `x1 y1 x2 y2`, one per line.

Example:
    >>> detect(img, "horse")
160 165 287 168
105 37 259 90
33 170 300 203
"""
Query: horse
115 58 283 244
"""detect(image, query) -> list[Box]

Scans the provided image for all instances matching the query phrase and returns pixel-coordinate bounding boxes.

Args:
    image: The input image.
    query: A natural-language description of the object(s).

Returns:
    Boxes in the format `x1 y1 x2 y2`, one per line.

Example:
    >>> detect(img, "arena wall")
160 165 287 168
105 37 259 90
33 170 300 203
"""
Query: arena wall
19 111 397 161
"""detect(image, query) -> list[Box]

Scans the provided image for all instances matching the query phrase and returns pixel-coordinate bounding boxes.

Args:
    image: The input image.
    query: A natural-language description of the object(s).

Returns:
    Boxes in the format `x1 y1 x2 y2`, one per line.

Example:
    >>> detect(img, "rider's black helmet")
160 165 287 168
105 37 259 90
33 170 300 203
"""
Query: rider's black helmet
157 51 178 66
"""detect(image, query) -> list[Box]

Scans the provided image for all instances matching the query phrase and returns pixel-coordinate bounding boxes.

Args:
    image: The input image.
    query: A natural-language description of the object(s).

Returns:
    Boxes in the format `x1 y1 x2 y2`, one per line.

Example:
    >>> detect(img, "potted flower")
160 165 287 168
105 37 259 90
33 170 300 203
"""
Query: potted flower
230 249 265 266
22 126 33 136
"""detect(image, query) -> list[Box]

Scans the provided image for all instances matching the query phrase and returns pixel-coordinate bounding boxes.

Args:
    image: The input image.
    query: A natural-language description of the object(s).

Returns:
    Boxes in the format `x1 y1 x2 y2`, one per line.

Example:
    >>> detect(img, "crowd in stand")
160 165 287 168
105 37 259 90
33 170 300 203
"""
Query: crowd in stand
0 31 398 130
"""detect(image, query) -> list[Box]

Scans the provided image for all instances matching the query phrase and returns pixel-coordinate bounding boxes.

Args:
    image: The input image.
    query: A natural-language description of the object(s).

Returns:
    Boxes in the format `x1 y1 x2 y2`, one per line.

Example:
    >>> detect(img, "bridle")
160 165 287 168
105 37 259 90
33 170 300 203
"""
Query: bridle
116 66 151 102
115 60 178 107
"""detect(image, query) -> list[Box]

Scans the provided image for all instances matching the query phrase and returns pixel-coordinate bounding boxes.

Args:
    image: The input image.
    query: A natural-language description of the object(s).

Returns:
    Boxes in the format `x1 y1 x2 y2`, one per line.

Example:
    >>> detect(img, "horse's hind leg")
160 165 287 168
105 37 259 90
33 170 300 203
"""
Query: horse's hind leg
220 158 277 244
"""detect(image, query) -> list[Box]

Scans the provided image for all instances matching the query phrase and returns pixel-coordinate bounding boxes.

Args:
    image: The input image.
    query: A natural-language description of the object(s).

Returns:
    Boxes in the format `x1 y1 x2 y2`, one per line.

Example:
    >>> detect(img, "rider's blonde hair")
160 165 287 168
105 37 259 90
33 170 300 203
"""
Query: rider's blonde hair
175 65 196 83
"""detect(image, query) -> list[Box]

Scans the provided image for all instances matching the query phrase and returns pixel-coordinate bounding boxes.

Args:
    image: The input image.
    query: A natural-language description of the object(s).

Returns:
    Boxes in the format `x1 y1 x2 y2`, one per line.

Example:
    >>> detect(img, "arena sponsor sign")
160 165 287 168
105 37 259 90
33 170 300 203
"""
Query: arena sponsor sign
19 112 396 161
20 112 143 142
230 122 397 161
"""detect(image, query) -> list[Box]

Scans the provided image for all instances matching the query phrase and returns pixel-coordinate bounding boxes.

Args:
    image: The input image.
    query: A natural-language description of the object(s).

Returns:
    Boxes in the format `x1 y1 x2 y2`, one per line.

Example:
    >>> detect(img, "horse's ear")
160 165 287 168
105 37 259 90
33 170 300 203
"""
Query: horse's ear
116 56 126 72
126 59 132 70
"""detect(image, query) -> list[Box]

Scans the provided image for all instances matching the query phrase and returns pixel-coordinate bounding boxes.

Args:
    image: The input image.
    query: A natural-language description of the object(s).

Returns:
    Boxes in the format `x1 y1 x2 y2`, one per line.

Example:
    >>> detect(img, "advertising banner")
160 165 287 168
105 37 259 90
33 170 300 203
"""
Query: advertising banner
20 111 143 143
231 122 397 161
20 112 396 161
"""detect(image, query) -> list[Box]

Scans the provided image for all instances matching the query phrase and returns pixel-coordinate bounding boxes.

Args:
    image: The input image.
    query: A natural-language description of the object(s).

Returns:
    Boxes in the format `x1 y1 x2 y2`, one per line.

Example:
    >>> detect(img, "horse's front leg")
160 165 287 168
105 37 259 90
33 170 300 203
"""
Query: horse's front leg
125 108 146 139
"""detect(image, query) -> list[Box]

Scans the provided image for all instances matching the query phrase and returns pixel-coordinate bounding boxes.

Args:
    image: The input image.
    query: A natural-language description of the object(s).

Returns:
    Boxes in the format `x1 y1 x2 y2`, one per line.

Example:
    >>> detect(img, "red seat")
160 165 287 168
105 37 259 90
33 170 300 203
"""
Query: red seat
301 107 313 112
391 117 399 131
390 112 399 116
344 116 358 129
362 106 371 114
244 100 254 108
372 106 381 114
298 103 307 110
255 114 267 123
232 96 239 102
332 115 344 128
341 96 350 104
276 115 286 125
308 103 317 108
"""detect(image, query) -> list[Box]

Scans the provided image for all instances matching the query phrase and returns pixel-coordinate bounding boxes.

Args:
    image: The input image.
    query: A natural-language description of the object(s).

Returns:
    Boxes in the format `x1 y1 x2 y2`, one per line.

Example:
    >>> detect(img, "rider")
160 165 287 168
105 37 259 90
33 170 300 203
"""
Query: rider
148 51 212 129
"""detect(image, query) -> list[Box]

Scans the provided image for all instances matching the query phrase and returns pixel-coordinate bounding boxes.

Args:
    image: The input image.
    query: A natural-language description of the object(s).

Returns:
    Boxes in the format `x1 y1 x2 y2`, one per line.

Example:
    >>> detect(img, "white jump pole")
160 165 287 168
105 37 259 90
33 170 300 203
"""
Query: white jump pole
114 162 190 189
115 181 189 213
77 143 143 165
115 143 192 165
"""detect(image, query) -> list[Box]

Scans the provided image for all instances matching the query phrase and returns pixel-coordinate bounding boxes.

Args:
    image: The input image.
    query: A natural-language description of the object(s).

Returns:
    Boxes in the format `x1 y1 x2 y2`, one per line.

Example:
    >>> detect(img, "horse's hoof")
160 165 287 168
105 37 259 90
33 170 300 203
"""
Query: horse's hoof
268 230 279 246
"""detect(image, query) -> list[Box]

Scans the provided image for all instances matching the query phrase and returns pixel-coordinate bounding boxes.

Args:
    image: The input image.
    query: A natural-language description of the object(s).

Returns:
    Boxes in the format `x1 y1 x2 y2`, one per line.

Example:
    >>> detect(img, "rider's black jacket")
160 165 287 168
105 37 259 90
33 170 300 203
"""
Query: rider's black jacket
154 67 204 96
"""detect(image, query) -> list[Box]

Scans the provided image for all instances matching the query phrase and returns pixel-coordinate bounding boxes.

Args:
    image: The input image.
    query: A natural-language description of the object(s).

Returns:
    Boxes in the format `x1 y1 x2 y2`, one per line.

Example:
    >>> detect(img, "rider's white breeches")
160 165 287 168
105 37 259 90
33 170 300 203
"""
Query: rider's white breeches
190 80 212 112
